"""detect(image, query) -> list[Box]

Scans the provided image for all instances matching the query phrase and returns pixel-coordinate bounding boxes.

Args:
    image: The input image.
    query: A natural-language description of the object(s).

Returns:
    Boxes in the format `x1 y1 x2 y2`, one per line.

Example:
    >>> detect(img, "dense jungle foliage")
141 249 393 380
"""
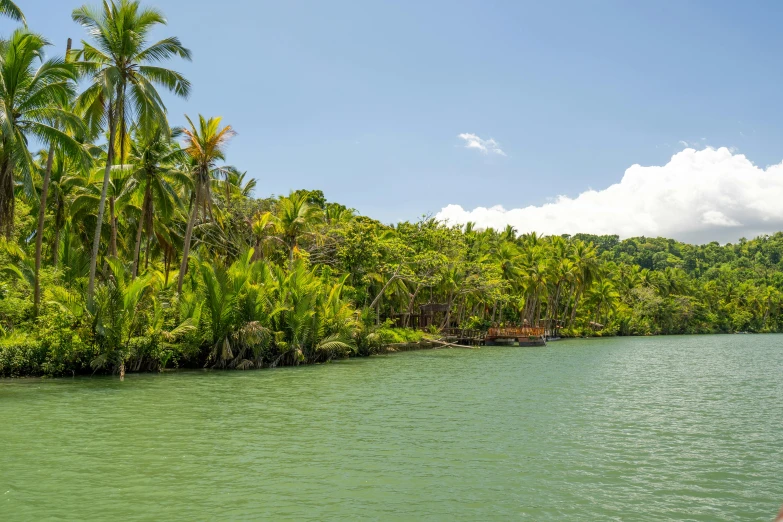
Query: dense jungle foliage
0 1 781 377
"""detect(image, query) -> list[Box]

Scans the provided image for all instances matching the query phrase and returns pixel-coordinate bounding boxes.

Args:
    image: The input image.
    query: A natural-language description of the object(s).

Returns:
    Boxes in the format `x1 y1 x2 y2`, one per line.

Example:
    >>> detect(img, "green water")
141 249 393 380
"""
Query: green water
2 336 782 520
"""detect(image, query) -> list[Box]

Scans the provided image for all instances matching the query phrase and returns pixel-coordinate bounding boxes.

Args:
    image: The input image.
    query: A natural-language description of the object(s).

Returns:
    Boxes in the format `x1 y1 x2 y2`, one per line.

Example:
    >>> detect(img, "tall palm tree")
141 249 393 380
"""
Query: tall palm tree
0 0 25 25
1 30 84 316
567 240 599 326
0 29 81 239
128 124 185 278
71 0 191 307
34 38 80 314
44 146 89 267
177 114 235 293
590 278 619 326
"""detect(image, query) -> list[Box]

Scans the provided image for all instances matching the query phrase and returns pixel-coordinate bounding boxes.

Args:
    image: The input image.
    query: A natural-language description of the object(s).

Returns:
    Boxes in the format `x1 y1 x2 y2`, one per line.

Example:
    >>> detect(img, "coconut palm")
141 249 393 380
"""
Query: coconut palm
177 114 235 293
567 240 599 326
0 0 24 24
33 38 81 314
71 0 191 306
214 166 255 213
274 191 322 267
127 124 186 278
590 278 620 326
324 202 355 225
45 147 89 267
0 29 82 239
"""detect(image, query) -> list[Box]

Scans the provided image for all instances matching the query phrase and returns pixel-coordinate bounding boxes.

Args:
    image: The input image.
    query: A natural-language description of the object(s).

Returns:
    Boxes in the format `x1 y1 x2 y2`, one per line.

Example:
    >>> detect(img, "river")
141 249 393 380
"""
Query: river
1 335 782 520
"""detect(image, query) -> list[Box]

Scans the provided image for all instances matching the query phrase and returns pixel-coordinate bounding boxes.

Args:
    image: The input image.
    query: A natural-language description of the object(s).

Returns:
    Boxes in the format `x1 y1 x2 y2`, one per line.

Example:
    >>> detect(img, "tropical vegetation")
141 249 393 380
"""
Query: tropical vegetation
2 1 783 378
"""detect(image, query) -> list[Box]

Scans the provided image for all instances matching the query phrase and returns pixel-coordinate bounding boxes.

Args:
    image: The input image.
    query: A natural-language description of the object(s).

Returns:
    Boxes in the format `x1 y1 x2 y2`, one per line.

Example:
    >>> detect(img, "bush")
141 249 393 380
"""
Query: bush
36 305 95 376
377 326 424 344
0 335 46 377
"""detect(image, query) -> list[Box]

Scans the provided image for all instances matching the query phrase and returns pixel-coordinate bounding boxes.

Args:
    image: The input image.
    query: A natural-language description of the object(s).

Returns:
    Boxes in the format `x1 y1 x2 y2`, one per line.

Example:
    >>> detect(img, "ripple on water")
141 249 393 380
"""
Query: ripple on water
1 334 782 521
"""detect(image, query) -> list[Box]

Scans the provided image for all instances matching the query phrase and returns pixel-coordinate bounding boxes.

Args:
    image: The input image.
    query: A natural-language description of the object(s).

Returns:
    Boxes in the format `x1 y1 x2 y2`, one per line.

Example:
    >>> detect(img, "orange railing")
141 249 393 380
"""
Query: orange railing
487 327 545 340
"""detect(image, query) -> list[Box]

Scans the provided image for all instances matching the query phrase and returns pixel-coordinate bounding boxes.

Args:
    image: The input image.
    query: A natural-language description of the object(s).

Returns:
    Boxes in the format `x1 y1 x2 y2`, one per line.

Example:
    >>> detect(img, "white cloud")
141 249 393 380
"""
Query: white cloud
458 133 506 156
436 147 783 243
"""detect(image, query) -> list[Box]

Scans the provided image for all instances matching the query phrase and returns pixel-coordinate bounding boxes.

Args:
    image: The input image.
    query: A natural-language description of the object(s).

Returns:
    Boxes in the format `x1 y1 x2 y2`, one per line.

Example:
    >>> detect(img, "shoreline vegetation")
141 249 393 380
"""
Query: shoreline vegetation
2 1 783 378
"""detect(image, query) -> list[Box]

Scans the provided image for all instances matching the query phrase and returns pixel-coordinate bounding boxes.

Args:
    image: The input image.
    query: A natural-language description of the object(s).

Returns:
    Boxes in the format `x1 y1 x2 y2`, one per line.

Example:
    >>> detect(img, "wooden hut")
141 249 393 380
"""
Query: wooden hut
419 303 450 329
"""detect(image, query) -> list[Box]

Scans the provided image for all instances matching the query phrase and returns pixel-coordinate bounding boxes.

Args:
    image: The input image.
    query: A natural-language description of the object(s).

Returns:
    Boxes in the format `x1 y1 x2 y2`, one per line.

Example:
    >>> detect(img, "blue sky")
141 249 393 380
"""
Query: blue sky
6 1 783 240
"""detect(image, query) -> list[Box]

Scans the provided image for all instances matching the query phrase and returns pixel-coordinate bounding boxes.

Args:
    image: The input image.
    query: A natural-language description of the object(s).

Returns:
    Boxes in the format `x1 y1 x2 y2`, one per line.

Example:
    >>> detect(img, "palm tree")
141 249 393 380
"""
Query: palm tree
0 29 81 239
71 0 191 307
324 202 355 225
0 0 24 24
128 124 185 278
71 160 137 258
91 257 158 379
44 146 89 267
177 114 235 293
214 166 255 213
0 30 83 314
590 278 619 326
567 240 599 327
33 39 80 314
250 211 277 261
274 191 322 267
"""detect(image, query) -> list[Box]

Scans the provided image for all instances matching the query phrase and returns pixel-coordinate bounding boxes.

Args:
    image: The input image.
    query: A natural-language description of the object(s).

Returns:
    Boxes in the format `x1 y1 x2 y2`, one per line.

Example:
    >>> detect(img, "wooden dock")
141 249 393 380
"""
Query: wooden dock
440 328 485 346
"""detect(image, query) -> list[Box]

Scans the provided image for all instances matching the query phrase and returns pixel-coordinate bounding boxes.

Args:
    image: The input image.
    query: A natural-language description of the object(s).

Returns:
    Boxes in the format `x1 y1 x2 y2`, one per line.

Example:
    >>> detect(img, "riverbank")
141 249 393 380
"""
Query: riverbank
2 327 775 378
0 328 446 378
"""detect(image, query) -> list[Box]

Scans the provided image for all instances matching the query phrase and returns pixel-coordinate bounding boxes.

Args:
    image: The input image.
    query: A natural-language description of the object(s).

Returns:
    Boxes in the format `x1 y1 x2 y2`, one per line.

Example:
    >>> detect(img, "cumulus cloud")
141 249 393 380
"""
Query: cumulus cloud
436 147 783 244
458 133 506 156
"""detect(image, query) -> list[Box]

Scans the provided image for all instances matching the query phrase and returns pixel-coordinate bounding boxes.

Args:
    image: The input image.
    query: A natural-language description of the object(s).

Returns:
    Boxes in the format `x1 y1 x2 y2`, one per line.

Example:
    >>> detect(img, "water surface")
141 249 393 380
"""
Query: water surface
2 335 782 520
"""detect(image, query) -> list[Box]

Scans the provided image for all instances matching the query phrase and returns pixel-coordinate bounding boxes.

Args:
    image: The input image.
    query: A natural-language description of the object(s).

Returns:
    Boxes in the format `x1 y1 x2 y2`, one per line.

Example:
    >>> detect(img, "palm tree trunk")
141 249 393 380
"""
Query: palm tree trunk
145 233 151 270
87 112 117 308
131 209 144 278
570 288 582 326
551 283 562 335
109 196 117 257
131 182 151 279
33 146 56 315
0 154 15 240
164 247 170 286
52 201 63 267
177 182 201 293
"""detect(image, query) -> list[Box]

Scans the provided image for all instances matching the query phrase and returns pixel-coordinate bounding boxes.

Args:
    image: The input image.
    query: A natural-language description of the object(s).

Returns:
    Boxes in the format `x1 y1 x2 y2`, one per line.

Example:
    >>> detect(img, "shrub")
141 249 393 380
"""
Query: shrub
0 334 46 377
